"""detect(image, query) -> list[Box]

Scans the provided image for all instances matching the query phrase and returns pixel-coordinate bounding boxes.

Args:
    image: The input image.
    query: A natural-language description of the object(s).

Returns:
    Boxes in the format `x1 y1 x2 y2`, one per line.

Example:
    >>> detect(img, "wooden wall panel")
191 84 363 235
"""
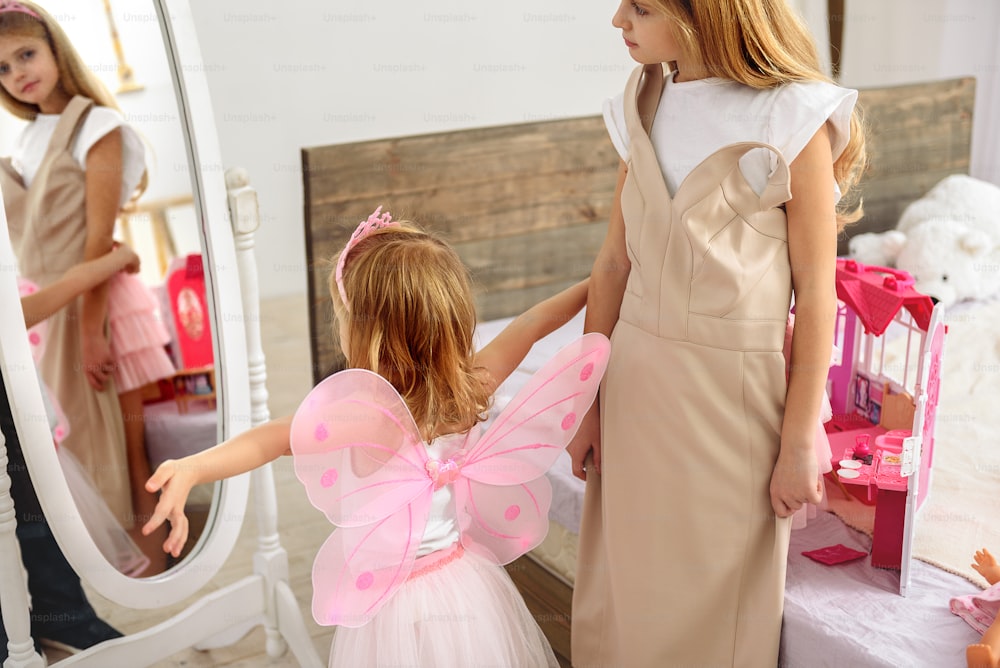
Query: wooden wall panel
843 77 974 253
302 116 617 382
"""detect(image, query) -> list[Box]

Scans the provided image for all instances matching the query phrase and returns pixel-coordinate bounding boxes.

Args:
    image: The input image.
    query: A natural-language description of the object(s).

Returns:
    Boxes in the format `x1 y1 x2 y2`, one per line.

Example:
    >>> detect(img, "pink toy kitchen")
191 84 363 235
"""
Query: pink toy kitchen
824 258 946 595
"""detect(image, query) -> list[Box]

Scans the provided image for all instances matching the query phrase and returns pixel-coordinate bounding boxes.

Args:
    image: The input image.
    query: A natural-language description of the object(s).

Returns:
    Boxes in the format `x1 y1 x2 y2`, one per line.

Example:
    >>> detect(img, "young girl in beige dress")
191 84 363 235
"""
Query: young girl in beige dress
568 1 868 665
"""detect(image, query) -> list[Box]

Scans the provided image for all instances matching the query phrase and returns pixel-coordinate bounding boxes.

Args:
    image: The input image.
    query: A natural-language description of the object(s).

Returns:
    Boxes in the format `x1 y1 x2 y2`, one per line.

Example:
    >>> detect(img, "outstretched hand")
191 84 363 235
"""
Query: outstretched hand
769 445 822 518
142 460 195 558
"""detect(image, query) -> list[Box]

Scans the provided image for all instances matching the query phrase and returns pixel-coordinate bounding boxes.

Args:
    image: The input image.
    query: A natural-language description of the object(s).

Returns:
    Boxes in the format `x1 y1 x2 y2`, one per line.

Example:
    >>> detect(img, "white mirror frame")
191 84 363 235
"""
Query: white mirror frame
0 0 249 609
0 2 324 663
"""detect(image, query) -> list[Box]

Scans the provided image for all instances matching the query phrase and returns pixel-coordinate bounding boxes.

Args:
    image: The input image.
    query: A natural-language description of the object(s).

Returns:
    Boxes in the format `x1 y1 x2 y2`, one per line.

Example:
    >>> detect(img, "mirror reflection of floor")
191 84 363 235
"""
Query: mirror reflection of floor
72 293 331 665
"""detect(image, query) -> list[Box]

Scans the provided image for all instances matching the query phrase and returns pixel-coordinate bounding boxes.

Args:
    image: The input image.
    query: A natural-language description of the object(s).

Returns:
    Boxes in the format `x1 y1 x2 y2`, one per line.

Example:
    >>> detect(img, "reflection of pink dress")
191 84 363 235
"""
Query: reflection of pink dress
107 271 176 393
783 314 833 529
20 278 150 577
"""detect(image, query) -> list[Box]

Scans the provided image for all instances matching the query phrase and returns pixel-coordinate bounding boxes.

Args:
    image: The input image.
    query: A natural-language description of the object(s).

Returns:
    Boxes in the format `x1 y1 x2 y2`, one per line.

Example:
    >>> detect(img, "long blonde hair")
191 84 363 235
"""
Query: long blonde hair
330 223 490 442
652 0 868 228
0 1 147 198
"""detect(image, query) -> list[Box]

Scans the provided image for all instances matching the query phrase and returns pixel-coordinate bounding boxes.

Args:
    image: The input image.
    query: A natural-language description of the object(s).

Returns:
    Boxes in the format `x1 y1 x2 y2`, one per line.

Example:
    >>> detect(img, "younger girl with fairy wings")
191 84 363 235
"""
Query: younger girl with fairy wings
568 0 867 665
143 209 609 667
0 0 175 555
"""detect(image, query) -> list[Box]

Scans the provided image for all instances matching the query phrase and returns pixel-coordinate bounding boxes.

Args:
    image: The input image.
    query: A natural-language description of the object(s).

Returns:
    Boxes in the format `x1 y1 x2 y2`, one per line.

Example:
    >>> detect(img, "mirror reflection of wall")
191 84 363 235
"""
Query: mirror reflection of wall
0 0 217 580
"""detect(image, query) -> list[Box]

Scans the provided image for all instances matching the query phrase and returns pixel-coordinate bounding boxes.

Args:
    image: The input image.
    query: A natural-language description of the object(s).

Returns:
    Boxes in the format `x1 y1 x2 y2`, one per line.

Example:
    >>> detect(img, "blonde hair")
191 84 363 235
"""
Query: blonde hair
330 222 490 442
0 1 147 198
652 0 868 229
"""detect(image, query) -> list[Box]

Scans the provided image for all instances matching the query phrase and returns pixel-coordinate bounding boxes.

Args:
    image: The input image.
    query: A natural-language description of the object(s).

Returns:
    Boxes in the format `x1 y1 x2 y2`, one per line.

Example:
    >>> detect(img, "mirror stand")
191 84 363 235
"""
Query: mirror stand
0 452 45 668
0 171 322 668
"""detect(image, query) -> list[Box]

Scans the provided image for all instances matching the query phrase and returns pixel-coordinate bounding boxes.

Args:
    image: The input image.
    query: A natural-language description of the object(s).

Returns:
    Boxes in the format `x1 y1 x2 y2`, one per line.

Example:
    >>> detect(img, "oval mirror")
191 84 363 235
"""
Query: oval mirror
0 0 250 607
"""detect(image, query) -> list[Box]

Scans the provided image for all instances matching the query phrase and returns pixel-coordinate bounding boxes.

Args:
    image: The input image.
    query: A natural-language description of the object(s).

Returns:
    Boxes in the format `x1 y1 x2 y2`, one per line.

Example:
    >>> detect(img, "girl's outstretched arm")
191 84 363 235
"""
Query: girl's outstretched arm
474 277 590 396
21 243 139 329
567 159 631 480
142 415 293 557
771 124 838 518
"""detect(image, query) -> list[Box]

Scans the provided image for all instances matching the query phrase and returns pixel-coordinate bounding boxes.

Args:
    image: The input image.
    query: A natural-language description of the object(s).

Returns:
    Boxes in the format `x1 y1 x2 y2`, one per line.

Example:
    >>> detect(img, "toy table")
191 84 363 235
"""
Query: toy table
832 429 912 568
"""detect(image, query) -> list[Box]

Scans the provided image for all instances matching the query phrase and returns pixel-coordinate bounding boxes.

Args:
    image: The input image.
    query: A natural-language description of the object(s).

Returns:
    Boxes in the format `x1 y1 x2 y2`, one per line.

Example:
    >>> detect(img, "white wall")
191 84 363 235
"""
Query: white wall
185 0 635 299
839 0 1000 185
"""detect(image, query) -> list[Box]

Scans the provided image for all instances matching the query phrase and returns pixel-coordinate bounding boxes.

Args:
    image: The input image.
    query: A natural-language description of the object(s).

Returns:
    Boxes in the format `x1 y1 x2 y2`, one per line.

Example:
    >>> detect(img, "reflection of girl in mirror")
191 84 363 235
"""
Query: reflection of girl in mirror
143 211 605 667
19 241 150 577
0 0 176 570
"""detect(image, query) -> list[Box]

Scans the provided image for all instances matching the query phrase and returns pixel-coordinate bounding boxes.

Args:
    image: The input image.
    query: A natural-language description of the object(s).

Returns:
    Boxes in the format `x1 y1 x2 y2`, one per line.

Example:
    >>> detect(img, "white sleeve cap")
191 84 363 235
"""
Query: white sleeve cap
602 92 630 163
71 106 147 207
769 81 857 166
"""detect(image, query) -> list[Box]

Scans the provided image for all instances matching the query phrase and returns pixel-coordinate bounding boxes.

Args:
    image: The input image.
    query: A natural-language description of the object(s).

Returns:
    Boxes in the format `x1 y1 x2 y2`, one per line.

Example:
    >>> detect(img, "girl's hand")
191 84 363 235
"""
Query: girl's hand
143 460 196 558
81 334 115 391
769 444 822 518
111 241 141 274
567 405 601 481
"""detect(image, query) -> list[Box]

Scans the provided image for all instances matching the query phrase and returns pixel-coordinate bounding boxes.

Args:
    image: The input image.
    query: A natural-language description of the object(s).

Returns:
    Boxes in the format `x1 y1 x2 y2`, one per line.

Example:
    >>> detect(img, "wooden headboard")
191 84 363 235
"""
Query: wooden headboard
302 77 974 384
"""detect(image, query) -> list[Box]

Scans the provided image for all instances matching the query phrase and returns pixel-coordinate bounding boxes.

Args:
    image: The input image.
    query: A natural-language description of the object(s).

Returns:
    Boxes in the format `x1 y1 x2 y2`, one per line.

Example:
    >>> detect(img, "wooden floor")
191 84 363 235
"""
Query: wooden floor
67 293 334 666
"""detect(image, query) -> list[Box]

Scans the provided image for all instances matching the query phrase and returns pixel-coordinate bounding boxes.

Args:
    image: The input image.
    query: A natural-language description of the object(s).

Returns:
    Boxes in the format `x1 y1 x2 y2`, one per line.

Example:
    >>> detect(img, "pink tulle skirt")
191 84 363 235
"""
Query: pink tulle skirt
328 544 558 668
107 272 176 393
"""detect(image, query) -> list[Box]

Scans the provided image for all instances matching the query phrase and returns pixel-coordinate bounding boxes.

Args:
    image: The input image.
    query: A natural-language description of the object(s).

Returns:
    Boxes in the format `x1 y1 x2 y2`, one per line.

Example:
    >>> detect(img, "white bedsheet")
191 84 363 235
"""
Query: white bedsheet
475 312 983 668
782 511 977 667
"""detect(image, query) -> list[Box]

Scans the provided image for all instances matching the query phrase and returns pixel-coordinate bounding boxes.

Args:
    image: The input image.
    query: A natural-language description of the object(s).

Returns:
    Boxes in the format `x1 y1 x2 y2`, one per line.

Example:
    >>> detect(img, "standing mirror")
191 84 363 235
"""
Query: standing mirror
0 0 224 582
0 0 250 609
1 0 320 664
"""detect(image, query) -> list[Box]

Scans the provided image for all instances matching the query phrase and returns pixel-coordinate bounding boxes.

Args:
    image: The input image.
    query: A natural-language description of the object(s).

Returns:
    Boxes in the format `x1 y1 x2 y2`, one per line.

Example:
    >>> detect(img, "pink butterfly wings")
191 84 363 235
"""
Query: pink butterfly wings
290 332 610 627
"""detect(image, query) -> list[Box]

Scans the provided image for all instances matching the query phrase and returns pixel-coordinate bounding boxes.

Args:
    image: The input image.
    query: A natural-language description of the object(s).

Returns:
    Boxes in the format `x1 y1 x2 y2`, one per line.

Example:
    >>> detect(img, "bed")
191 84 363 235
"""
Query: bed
301 77 988 666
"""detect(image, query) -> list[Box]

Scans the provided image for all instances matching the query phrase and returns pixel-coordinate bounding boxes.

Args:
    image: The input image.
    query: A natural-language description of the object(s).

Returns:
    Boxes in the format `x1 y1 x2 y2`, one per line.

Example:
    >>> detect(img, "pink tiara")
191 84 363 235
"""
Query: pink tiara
335 206 398 307
0 1 40 19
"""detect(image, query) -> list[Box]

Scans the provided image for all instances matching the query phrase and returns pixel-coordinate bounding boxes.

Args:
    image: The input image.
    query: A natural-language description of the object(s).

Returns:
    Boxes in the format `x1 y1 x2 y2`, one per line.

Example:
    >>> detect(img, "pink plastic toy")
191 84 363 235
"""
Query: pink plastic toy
826 258 946 595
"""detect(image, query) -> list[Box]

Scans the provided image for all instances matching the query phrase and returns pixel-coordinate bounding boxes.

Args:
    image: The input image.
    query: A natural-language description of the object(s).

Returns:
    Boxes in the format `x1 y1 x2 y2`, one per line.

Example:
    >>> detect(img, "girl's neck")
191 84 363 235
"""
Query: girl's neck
38 86 72 115
673 58 710 83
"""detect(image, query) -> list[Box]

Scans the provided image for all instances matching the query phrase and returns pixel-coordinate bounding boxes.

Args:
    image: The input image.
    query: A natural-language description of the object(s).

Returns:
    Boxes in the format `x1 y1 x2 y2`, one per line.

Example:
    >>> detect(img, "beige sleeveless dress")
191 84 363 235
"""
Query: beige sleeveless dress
572 65 794 667
1 97 132 526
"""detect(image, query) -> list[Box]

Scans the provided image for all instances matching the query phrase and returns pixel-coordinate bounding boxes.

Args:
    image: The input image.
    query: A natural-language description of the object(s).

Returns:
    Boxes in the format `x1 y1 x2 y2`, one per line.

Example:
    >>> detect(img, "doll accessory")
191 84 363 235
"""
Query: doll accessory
801 544 868 566
290 332 610 627
0 1 40 19
335 206 398 307
950 583 1000 635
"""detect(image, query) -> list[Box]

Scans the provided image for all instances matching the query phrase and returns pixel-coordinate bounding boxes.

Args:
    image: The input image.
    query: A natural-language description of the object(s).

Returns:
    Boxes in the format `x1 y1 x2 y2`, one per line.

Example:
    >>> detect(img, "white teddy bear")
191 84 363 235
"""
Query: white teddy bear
847 174 1000 306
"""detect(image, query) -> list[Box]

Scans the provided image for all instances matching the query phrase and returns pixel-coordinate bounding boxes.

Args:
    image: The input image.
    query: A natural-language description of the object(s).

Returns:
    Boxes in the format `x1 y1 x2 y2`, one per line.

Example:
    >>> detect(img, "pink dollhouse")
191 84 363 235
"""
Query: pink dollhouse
824 258 946 595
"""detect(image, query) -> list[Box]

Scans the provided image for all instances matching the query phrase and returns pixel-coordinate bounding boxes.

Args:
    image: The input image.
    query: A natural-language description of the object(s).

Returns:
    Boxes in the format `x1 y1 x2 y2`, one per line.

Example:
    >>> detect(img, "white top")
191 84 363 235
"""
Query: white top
10 106 146 208
417 432 464 556
603 73 856 201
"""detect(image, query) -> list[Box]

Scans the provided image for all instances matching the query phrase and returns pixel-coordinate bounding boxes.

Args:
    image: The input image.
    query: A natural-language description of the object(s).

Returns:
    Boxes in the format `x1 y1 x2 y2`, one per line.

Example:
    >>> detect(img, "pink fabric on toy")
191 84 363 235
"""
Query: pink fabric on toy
950 582 1000 635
